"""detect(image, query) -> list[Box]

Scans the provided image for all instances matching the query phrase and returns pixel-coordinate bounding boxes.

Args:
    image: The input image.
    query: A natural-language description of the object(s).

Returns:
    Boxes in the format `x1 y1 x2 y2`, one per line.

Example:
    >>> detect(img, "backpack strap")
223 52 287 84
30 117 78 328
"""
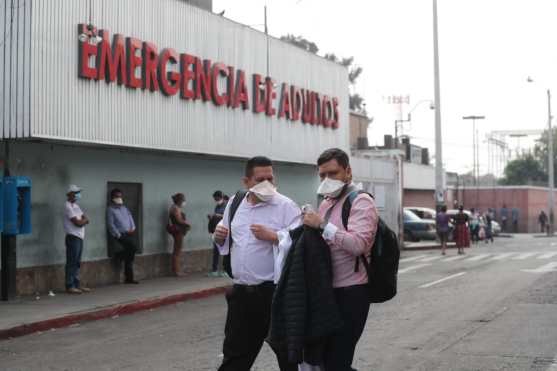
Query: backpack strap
222 190 247 279
228 190 248 252
340 189 374 273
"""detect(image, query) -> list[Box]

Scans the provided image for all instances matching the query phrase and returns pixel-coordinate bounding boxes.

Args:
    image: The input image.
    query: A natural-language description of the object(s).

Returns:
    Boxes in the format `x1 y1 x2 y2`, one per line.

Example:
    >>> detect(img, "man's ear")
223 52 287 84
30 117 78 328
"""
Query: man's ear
346 165 353 182
242 176 249 189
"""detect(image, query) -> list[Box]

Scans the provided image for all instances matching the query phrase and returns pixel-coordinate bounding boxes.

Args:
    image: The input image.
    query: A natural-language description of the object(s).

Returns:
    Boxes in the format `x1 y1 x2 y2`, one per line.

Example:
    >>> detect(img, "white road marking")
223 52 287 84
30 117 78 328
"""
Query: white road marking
399 255 428 263
491 253 515 261
537 252 557 259
398 264 431 274
512 252 538 260
464 254 491 262
521 262 557 273
416 255 444 263
419 272 467 288
442 255 466 262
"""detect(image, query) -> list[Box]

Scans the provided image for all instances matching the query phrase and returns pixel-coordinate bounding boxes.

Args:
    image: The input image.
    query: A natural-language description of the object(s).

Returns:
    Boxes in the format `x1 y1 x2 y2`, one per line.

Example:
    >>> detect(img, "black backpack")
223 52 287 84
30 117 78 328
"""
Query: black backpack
341 190 400 303
222 190 247 278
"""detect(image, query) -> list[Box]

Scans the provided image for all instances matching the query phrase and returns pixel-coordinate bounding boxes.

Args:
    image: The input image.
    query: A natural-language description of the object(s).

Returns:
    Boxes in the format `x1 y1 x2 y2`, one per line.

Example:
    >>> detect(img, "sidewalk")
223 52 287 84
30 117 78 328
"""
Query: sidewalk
0 273 231 341
403 241 456 250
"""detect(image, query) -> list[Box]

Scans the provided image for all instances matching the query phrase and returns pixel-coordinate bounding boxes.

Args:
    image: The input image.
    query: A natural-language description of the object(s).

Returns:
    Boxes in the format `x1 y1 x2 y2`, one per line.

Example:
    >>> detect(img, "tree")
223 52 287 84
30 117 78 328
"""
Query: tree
533 128 557 183
279 34 319 54
281 36 366 112
499 154 547 185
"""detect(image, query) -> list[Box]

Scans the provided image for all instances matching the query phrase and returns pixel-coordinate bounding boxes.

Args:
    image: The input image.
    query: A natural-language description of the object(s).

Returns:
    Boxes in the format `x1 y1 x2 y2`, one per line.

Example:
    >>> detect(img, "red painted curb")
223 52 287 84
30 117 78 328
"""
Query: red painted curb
0 285 230 341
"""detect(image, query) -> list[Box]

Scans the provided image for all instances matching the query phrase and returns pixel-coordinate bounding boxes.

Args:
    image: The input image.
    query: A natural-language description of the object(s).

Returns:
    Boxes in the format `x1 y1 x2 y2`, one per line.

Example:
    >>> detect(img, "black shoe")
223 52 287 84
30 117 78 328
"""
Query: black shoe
125 280 139 284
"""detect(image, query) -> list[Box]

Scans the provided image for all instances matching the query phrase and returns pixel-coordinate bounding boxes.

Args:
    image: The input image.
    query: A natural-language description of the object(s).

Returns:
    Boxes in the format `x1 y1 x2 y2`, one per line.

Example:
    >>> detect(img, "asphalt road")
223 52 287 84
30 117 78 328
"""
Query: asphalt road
2 234 557 371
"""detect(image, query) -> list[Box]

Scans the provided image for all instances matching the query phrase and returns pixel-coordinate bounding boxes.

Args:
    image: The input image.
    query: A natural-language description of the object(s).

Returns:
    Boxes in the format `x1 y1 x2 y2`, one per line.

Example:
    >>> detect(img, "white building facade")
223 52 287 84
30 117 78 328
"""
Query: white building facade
0 0 349 294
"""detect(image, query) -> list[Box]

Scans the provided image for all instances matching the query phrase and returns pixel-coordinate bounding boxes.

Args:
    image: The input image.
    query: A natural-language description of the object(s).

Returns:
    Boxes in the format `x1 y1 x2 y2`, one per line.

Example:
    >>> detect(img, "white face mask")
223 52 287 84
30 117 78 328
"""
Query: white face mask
113 197 124 205
317 178 346 198
249 180 277 202
180 201 186 208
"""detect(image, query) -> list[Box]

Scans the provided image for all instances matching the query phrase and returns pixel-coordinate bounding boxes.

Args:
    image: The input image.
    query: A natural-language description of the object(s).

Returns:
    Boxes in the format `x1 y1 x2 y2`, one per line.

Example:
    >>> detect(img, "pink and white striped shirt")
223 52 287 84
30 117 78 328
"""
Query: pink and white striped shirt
319 191 378 288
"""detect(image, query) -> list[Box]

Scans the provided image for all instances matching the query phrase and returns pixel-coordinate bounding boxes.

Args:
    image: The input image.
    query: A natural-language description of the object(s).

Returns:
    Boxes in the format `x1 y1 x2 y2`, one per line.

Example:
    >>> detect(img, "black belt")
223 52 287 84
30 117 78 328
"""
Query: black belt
233 281 275 294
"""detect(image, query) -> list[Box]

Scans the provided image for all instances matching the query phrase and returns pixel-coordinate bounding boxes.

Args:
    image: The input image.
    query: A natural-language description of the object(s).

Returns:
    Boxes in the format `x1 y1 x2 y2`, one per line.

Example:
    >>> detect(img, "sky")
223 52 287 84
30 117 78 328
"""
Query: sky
213 0 557 175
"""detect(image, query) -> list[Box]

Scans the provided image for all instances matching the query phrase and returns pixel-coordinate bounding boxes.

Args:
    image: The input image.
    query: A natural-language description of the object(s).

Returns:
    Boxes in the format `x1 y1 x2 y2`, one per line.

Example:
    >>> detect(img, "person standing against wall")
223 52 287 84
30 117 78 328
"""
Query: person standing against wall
539 210 548 233
500 204 509 232
63 185 91 294
512 207 520 233
168 193 190 277
107 189 139 284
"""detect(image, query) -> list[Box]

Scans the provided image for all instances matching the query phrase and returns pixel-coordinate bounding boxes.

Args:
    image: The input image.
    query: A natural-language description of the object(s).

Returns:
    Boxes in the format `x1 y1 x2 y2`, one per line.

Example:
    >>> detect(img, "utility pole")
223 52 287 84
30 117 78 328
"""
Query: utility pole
433 0 444 211
547 89 554 235
463 115 485 208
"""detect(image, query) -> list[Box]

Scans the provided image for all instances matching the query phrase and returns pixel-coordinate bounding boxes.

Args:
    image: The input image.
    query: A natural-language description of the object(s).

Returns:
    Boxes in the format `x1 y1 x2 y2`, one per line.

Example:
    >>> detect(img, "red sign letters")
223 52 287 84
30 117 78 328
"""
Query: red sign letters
78 24 339 129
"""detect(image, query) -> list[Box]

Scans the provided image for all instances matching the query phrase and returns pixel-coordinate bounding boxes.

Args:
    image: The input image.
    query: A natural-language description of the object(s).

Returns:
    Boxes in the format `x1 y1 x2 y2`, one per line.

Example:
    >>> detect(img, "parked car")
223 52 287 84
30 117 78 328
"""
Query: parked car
406 207 455 242
405 207 436 220
403 209 437 242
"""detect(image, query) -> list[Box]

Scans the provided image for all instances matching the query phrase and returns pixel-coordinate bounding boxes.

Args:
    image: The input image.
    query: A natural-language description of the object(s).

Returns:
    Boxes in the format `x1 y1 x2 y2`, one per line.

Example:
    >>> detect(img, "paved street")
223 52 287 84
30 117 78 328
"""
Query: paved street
2 235 557 371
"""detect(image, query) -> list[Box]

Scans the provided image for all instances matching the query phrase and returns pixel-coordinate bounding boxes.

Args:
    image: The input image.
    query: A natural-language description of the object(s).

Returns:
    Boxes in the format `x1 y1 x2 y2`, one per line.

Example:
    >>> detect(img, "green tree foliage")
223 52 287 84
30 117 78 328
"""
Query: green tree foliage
281 36 365 112
499 154 547 185
533 128 557 180
279 34 319 54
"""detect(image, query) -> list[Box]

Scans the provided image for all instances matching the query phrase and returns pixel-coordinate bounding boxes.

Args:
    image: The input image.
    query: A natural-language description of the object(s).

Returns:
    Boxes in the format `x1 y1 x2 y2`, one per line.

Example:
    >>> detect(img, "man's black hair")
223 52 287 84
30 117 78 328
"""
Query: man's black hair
317 148 350 168
110 188 123 198
245 156 273 177
213 190 224 199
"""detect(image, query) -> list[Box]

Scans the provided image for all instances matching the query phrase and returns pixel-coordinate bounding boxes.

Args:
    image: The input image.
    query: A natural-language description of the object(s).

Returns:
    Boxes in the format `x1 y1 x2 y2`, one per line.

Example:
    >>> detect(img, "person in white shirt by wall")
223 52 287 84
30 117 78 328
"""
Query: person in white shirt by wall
213 156 300 371
63 185 91 294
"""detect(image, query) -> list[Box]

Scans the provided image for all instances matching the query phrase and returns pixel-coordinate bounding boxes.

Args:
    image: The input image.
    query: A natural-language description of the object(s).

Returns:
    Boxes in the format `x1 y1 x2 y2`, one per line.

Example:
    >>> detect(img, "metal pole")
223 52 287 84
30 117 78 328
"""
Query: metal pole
433 0 444 211
548 89 554 235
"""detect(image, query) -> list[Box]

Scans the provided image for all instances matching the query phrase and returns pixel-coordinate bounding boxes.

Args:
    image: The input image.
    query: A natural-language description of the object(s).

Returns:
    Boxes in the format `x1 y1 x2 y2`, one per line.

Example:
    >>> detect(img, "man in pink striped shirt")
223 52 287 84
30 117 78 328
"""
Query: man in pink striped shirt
303 148 378 371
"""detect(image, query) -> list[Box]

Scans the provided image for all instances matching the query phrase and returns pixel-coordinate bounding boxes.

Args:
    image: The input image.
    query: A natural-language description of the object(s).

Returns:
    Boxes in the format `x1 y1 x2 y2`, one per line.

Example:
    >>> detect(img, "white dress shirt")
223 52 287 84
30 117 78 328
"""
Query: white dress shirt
215 192 301 285
63 201 85 239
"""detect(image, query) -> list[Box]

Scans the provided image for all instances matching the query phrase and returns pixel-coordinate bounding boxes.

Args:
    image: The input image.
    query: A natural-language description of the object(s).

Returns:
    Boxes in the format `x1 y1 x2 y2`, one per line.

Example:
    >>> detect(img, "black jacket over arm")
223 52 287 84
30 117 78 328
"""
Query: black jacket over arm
267 225 343 365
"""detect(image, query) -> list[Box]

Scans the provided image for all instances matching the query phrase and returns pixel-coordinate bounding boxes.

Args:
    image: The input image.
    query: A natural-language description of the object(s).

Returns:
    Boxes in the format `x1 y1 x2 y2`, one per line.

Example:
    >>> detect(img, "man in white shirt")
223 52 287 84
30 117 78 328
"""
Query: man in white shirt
214 156 300 371
63 185 90 294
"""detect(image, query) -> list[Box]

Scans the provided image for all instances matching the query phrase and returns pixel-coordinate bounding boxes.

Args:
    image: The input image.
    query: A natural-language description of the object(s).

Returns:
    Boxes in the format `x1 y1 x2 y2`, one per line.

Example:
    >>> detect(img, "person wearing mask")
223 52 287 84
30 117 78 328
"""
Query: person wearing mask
302 148 378 371
213 156 300 371
169 193 190 277
107 189 139 284
63 185 91 294
207 190 226 277
436 205 450 255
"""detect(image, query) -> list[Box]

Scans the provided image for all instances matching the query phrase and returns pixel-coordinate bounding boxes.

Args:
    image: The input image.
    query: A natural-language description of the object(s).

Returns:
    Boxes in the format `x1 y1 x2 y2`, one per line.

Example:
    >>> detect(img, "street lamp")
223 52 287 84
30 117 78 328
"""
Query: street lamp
527 77 554 235
463 115 486 208
394 99 435 141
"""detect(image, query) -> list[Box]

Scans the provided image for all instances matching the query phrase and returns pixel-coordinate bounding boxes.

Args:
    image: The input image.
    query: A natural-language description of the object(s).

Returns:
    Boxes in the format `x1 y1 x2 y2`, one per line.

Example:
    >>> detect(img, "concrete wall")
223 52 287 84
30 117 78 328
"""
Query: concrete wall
0 141 319 293
404 189 435 209
451 186 556 233
350 156 400 234
403 162 436 190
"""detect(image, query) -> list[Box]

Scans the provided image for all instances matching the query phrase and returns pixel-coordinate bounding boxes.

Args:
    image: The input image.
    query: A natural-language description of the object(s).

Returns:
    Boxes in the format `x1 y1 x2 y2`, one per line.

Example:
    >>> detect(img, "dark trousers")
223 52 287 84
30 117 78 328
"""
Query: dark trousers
65 235 83 289
115 235 137 282
322 284 370 371
219 283 297 371
211 243 221 272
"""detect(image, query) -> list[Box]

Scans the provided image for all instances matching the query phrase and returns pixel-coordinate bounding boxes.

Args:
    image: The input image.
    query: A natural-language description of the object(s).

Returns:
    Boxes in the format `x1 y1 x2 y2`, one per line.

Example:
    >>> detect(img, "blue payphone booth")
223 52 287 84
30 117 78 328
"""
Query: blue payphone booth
3 176 31 235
